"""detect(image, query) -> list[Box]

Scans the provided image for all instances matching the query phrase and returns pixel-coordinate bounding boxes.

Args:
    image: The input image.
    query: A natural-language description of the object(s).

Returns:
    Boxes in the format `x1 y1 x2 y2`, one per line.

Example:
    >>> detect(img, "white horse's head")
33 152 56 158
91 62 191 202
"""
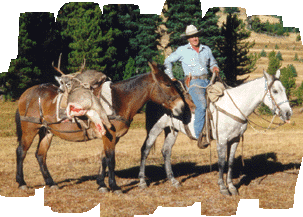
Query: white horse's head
263 69 292 123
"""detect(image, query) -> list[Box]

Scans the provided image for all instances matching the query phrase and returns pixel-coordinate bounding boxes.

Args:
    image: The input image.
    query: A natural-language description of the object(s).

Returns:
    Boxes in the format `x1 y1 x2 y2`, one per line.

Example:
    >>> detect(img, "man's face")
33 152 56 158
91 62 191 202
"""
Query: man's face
188 36 199 48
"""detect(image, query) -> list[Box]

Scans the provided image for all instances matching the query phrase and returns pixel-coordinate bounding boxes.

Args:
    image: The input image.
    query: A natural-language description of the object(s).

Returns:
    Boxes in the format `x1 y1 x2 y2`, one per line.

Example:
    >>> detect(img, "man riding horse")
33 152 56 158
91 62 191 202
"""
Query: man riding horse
164 25 220 148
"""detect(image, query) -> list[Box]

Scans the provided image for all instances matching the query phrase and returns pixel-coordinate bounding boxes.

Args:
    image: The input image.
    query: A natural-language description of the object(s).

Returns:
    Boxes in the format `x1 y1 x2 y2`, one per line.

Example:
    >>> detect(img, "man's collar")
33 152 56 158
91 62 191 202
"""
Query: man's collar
187 43 204 51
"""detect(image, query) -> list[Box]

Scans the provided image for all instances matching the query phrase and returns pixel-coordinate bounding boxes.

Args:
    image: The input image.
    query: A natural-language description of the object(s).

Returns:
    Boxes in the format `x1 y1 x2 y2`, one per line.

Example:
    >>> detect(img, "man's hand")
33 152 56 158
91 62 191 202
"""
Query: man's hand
212 67 220 76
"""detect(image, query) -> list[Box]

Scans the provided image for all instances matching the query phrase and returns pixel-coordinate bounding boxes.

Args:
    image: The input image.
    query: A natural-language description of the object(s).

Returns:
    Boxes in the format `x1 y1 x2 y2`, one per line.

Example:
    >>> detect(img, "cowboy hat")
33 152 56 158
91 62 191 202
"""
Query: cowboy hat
180 25 203 38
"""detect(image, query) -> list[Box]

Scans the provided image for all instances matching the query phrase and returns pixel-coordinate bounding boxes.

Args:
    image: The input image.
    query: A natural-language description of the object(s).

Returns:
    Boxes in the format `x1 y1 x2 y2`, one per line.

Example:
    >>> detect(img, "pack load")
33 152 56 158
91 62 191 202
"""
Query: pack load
54 69 112 137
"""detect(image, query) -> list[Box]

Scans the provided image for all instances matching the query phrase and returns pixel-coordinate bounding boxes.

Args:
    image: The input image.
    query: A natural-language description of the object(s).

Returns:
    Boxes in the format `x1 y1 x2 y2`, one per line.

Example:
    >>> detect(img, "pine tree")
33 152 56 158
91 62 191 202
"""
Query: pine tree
57 3 106 73
267 51 282 75
280 65 296 98
0 12 60 99
133 13 162 73
100 4 162 80
123 57 136 80
218 12 256 86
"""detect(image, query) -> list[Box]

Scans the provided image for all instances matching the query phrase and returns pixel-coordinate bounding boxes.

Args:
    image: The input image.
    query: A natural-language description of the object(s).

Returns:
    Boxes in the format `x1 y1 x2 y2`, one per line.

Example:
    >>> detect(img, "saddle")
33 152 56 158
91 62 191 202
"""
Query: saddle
207 82 226 137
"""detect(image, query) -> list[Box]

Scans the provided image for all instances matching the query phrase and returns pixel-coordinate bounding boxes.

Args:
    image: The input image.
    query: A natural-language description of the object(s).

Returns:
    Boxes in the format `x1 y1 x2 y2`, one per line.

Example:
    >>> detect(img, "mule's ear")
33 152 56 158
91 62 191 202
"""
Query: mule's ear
275 69 281 79
148 61 159 74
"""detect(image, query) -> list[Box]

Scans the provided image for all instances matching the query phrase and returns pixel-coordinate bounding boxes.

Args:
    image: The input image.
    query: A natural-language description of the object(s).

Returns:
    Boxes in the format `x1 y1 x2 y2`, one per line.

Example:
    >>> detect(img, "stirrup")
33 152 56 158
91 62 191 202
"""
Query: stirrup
197 132 209 149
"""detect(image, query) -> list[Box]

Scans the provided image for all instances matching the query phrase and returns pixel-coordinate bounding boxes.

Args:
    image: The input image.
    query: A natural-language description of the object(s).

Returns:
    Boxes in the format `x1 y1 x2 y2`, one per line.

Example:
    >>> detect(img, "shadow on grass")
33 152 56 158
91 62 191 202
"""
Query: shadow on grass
55 152 301 192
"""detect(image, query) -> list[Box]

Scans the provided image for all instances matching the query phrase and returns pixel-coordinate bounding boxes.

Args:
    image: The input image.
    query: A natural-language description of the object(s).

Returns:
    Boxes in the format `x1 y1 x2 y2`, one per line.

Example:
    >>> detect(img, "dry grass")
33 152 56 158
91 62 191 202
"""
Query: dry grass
0 106 302 216
0 101 18 137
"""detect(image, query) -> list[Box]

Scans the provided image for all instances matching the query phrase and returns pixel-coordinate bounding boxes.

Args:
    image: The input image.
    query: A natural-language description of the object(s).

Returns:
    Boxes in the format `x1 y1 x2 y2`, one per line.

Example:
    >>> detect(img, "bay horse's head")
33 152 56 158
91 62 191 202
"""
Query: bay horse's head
148 61 185 116
263 69 292 123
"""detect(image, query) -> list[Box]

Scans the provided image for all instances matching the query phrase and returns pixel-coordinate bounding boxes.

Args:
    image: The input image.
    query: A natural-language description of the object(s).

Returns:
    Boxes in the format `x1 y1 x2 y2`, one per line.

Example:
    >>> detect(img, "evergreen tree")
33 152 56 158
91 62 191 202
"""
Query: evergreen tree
102 4 161 80
280 65 296 98
0 12 60 99
123 57 136 80
133 13 162 72
224 7 240 14
218 12 256 86
57 3 107 73
267 51 282 75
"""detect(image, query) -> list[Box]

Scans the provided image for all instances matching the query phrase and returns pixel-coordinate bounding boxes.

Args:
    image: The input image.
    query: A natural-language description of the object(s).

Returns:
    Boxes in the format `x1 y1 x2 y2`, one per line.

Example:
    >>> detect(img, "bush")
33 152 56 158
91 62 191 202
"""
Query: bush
258 103 272 115
260 49 267 57
296 34 301 42
276 51 283 60
295 82 303 106
280 65 296 98
294 53 299 61
288 64 297 77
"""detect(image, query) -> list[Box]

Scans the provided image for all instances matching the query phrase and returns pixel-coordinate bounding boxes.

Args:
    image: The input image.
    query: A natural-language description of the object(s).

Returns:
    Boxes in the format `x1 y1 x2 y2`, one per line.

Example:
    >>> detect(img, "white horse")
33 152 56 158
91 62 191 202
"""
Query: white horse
138 70 292 195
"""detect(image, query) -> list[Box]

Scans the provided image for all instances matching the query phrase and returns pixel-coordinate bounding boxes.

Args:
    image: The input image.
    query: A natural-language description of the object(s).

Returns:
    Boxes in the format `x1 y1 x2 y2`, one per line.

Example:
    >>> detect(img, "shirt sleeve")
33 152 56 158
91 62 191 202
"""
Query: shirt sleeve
164 48 183 79
207 47 219 72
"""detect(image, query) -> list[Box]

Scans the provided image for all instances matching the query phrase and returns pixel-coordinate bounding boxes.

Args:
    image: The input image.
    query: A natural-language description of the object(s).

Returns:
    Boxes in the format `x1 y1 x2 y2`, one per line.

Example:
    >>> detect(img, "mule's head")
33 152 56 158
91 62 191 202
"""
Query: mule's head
148 61 185 116
263 69 292 123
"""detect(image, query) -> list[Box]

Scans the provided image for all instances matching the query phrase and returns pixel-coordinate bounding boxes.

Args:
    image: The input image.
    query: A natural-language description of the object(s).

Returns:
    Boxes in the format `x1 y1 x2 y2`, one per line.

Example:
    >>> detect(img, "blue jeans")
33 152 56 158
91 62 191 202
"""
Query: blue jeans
188 79 209 138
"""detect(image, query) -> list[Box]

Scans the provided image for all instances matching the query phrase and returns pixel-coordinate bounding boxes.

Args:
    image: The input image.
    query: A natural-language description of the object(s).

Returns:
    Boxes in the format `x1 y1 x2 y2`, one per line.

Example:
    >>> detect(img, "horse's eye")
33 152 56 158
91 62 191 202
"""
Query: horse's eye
273 89 278 94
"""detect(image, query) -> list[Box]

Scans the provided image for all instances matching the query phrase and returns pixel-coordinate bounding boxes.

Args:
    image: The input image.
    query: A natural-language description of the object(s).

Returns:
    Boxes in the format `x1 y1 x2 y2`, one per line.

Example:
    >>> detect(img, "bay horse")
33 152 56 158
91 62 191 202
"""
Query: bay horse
15 62 185 193
139 70 292 195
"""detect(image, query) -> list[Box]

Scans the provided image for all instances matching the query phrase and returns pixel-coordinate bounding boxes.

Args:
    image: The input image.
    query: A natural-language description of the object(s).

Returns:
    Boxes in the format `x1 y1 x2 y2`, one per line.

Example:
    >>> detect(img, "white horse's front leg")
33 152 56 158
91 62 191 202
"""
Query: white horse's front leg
162 127 180 188
217 141 229 195
139 122 165 189
227 141 240 195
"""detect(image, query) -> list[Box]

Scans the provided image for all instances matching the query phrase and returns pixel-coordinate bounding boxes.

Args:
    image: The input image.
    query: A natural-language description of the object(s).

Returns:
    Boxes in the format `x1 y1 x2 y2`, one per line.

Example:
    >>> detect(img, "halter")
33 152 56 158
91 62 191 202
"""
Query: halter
264 76 289 116
210 74 288 131
150 72 180 107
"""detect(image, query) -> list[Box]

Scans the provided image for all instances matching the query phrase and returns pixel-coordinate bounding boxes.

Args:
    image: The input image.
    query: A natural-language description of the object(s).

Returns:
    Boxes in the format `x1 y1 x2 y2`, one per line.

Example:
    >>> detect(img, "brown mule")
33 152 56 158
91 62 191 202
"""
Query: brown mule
15 62 185 193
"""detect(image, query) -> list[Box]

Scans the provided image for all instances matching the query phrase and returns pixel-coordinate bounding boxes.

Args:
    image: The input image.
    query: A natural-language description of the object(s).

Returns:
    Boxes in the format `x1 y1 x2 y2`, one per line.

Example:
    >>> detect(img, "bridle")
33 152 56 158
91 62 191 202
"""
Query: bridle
263 76 289 116
150 72 180 107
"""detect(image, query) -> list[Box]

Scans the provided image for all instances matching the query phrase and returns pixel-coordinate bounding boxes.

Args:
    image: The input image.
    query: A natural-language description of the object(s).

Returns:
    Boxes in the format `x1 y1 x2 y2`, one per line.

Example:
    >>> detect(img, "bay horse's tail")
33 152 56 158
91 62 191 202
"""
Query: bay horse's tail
15 108 22 143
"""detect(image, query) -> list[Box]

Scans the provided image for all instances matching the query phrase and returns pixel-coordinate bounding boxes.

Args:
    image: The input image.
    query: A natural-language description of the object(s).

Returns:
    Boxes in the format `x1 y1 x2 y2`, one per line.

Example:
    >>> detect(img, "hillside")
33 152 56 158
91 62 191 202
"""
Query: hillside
218 7 303 85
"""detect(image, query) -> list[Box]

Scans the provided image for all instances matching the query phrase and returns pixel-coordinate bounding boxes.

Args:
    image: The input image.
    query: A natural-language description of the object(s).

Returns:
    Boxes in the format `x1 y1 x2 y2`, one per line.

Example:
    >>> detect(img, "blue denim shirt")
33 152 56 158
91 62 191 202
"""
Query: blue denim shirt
164 43 218 79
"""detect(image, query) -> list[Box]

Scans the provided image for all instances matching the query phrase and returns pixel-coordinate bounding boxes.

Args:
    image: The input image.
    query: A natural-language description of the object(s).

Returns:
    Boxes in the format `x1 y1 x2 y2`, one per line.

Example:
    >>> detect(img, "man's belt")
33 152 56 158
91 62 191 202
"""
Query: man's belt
186 74 208 80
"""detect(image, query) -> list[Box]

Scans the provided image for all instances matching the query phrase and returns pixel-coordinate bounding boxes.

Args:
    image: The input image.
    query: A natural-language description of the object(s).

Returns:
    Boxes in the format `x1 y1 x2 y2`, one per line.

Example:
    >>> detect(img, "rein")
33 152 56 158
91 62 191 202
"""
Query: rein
215 75 286 130
150 72 180 106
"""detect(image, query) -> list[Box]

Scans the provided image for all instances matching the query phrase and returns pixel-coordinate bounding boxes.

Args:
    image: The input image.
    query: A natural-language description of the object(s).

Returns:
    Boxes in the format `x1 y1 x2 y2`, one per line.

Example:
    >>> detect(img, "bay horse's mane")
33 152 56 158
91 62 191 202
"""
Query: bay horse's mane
112 73 149 92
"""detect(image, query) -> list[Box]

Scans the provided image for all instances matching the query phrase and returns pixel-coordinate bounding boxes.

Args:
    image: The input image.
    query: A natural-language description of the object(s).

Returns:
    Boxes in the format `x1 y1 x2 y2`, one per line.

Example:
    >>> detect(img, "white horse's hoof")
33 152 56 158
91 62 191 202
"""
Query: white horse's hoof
50 185 59 190
19 185 28 190
229 187 238 195
98 187 109 193
171 179 181 188
220 186 231 196
113 189 123 195
138 182 148 189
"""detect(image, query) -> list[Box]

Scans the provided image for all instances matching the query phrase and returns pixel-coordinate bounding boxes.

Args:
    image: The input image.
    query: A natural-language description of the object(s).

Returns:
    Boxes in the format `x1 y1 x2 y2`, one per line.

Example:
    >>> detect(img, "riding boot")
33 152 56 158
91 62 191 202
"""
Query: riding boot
197 129 209 149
